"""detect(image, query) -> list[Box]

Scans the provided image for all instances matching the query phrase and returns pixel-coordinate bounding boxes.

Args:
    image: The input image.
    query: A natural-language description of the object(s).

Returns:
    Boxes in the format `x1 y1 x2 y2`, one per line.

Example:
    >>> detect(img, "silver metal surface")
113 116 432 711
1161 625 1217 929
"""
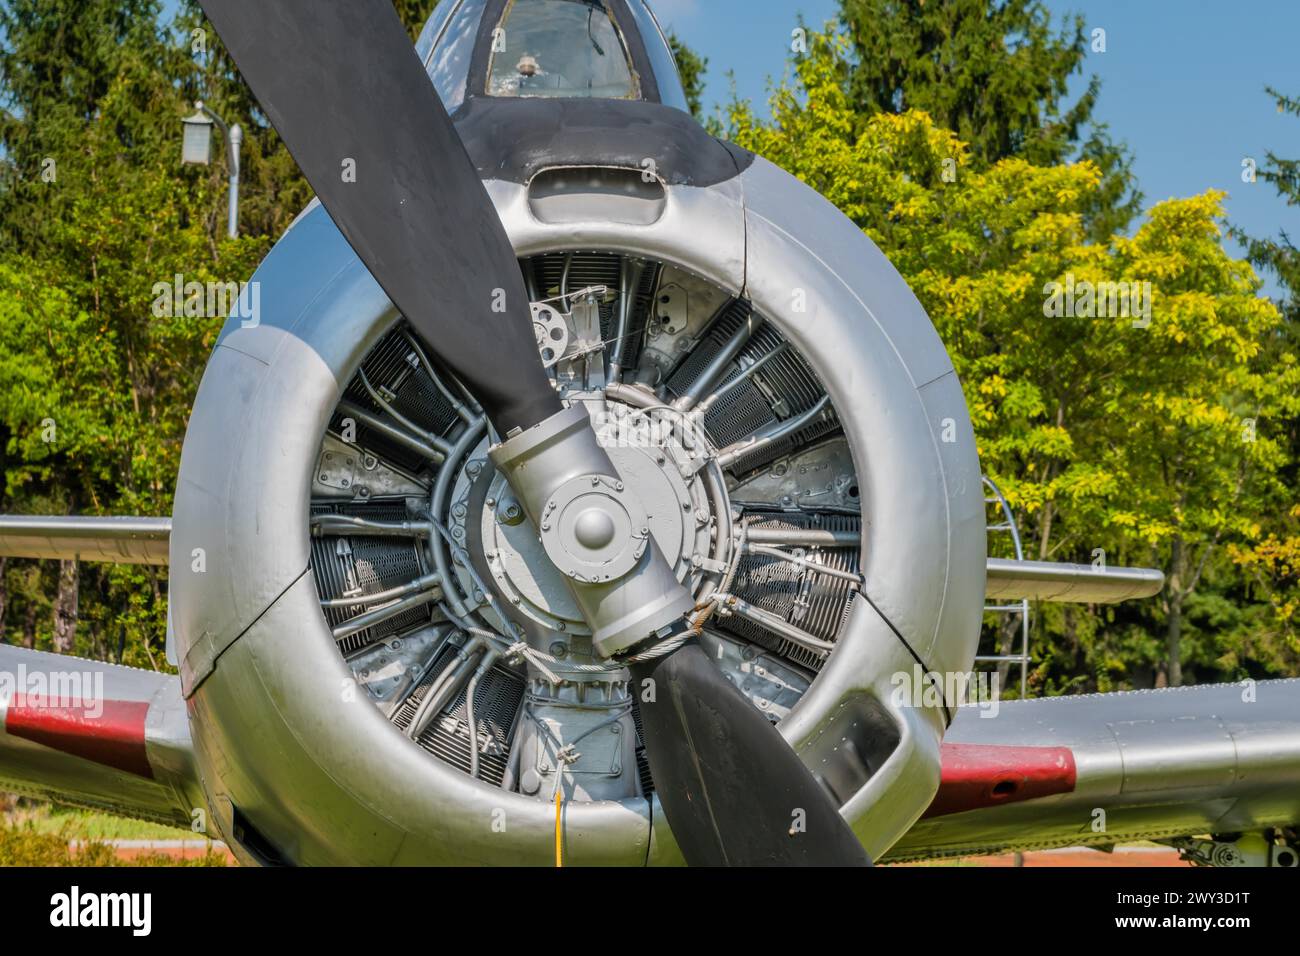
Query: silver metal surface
0 515 171 566
0 55 1231 869
488 404 693 657
159 149 978 862
985 557 1166 603
0 643 199 828
888 679 1300 861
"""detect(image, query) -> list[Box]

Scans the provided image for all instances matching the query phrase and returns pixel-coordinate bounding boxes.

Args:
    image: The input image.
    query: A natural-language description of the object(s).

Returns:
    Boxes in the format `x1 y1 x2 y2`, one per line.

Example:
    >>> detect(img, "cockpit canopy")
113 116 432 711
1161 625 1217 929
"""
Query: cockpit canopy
415 0 690 115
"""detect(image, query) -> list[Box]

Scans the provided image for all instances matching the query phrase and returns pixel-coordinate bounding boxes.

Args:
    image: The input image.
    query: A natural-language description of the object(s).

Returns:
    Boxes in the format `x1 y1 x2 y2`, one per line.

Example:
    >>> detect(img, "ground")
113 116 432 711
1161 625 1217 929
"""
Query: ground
2 796 1188 866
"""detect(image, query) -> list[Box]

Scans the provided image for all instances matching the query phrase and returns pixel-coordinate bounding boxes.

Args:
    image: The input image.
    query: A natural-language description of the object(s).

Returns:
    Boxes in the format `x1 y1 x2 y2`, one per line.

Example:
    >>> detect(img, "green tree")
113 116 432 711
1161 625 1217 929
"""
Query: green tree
392 0 441 40
836 0 1140 239
0 0 266 666
727 32 1297 690
839 0 1090 164
1228 87 1300 671
667 30 707 119
1237 87 1300 328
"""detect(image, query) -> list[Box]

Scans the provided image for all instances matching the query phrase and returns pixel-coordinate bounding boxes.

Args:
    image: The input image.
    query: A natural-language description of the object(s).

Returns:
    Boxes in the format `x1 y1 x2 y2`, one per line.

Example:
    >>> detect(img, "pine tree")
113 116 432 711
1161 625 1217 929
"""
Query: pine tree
667 31 708 119
837 0 1140 239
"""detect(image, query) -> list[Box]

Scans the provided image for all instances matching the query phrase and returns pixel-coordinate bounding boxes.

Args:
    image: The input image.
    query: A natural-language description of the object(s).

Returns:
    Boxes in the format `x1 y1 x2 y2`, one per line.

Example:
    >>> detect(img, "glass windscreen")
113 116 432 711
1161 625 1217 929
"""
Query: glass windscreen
425 0 489 114
487 0 638 100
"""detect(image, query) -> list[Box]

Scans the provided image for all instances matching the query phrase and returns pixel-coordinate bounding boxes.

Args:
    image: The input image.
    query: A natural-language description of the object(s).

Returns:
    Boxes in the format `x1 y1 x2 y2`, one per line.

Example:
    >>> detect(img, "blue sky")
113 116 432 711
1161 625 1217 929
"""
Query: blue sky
652 0 1300 299
152 0 1298 296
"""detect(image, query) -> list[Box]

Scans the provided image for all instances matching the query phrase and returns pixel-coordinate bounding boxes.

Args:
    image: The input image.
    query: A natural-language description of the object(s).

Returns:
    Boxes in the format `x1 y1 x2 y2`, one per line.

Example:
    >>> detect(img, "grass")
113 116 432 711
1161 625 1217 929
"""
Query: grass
1 796 228 867
5 802 193 840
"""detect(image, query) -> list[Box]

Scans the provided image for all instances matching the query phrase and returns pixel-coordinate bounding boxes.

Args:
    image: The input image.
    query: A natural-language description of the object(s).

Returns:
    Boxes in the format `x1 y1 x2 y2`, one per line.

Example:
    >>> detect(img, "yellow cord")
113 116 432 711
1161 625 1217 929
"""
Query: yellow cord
554 787 564 867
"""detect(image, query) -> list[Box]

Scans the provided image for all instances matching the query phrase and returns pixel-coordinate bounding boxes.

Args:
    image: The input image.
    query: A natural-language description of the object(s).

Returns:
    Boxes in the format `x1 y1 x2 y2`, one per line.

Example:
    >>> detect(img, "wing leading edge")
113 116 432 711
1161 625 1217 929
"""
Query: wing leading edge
0 643 196 828
0 516 171 566
0 515 1166 606
887 679 1300 862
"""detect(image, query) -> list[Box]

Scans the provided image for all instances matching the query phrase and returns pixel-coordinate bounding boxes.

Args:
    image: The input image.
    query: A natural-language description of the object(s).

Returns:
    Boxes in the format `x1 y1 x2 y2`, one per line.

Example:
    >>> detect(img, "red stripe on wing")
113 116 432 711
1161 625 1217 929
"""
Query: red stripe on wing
4 693 153 779
923 743 1076 818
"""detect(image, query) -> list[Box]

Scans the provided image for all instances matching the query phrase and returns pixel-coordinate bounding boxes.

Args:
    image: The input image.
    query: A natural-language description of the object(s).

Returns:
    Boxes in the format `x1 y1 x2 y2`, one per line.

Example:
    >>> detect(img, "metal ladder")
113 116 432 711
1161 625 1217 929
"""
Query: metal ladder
976 476 1030 697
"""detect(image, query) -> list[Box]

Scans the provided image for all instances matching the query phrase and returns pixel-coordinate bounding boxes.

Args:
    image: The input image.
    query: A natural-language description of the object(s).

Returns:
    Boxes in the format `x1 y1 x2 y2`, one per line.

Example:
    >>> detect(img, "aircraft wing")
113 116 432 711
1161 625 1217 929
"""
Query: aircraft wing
886 679 1300 863
0 516 171 566
0 516 1165 604
0 643 196 828
5 634 1297 862
985 557 1164 603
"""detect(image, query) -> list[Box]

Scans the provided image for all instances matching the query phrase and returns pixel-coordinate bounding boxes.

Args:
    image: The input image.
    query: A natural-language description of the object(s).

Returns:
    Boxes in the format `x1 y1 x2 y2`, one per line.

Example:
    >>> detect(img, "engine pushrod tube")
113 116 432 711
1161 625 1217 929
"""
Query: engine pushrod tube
321 571 441 609
331 586 440 640
402 330 476 424
713 593 836 657
692 341 790 417
357 367 454 456
408 636 486 739
608 258 646 383
672 306 762 412
744 525 859 547
337 399 447 463
430 417 487 618
745 543 864 584
310 514 433 538
715 395 832 469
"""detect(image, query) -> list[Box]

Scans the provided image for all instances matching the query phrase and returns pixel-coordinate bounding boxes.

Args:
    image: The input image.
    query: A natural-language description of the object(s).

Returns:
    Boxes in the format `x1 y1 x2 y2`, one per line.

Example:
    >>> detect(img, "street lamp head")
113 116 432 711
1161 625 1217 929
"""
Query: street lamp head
182 106 214 165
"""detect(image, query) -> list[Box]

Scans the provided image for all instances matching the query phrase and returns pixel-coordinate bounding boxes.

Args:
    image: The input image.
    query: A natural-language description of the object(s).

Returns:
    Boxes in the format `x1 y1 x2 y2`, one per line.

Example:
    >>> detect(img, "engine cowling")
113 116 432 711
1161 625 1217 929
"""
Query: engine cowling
169 156 983 866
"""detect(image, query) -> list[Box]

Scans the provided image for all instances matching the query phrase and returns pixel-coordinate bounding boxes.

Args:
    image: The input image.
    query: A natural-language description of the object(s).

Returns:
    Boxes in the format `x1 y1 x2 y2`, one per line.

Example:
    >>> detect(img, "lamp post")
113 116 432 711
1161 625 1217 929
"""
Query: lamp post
181 100 243 239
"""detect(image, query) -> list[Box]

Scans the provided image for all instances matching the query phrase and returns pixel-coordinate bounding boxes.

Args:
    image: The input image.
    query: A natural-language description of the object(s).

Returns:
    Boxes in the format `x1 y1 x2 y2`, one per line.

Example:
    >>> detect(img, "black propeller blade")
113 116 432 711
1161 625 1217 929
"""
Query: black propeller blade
631 642 870 866
201 0 868 867
197 0 560 436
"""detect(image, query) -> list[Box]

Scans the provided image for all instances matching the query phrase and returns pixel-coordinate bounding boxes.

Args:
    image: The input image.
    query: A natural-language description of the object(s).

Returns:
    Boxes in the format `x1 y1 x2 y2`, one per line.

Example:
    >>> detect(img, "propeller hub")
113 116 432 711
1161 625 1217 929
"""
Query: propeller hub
541 474 645 584
456 401 717 643
573 506 617 550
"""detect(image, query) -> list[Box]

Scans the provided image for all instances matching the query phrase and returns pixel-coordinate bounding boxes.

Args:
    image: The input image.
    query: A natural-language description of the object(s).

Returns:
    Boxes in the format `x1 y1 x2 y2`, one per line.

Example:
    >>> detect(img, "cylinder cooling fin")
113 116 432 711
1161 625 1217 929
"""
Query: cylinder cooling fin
305 250 864 805
167 151 983 866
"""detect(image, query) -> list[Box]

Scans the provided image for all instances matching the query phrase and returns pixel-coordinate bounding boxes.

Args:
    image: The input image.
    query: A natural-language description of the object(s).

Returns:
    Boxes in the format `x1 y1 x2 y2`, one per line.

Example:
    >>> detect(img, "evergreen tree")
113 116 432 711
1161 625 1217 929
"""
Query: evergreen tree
728 32 1298 690
837 0 1140 239
667 30 707 119
0 0 264 665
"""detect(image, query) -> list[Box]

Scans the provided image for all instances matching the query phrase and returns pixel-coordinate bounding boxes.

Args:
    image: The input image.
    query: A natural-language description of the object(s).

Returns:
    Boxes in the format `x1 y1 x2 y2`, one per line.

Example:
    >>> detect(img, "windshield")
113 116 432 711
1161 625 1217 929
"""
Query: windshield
486 0 639 100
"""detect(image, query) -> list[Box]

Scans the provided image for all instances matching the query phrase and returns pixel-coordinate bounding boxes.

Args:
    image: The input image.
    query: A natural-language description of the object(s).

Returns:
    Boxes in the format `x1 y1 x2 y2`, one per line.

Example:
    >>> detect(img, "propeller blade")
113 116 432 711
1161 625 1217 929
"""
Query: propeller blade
631 641 871 866
197 0 561 435
203 0 863 867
